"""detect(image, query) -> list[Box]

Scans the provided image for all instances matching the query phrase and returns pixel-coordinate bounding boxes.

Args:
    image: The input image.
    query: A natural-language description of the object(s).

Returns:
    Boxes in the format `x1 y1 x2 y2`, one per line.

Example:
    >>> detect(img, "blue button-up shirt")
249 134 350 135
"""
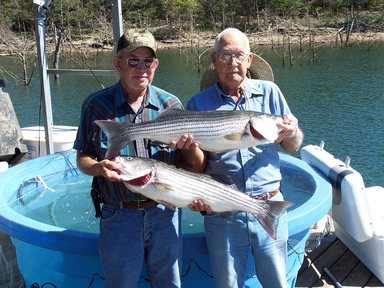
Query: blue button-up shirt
187 79 291 195
74 81 183 203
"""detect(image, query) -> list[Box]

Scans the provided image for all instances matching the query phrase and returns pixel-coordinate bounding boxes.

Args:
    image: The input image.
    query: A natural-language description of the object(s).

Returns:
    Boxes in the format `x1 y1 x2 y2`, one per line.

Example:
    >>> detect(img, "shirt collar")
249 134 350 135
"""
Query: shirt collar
214 78 264 101
115 81 159 111
242 78 264 95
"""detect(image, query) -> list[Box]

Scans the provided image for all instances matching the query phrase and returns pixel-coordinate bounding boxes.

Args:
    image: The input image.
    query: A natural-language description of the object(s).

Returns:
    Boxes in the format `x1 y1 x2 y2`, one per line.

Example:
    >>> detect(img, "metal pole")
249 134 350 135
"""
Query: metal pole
34 1 54 155
111 0 123 52
323 267 343 288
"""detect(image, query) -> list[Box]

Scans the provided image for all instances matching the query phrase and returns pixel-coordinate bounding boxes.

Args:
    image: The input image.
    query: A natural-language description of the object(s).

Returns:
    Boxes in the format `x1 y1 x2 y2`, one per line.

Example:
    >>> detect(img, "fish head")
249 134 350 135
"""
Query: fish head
249 115 280 143
116 156 153 182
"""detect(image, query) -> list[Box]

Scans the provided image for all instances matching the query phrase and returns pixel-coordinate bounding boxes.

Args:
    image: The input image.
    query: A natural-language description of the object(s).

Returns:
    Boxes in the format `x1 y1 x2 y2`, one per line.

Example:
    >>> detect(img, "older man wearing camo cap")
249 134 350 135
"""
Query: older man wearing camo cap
74 30 183 288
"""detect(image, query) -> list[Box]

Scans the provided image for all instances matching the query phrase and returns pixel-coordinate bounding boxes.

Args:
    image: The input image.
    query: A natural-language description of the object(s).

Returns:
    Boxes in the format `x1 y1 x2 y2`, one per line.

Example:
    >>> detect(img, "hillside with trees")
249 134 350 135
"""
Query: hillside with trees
0 0 383 84
1 0 383 47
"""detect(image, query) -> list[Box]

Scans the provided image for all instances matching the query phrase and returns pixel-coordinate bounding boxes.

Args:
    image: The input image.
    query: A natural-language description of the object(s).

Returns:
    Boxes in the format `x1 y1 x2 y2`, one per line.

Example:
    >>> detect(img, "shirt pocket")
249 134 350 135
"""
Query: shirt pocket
249 94 265 112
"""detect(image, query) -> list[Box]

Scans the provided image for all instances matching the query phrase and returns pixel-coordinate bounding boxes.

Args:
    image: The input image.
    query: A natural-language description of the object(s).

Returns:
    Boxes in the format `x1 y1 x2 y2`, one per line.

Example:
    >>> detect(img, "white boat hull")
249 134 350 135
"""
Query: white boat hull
300 144 384 284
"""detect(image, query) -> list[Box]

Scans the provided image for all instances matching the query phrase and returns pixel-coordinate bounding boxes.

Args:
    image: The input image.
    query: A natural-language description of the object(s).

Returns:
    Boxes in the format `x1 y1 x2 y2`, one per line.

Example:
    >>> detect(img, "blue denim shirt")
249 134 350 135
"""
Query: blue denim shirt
187 79 291 195
74 81 183 203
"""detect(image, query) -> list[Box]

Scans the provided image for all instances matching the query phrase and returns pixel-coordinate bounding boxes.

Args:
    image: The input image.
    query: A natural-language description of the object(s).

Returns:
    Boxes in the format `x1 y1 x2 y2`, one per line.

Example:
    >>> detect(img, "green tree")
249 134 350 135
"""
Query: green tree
160 0 199 29
0 0 34 31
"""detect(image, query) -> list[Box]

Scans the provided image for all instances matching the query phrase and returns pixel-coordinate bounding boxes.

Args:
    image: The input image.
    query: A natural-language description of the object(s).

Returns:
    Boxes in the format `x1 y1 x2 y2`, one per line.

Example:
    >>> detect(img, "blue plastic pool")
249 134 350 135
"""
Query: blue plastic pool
0 150 332 287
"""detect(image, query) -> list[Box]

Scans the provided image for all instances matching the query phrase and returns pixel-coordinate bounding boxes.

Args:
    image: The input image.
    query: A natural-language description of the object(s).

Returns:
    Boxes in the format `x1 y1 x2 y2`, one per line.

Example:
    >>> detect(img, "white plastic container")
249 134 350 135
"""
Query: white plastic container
21 126 78 159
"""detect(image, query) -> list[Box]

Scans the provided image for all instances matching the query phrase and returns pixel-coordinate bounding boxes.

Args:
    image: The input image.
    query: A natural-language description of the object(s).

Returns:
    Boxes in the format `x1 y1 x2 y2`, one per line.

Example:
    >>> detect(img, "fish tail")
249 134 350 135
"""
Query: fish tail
252 200 292 239
95 120 132 159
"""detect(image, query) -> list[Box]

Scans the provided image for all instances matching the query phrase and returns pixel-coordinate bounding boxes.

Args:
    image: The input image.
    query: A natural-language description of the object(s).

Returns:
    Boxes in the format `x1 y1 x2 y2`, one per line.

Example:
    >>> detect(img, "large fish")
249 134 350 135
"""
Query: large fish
95 109 281 158
117 156 292 239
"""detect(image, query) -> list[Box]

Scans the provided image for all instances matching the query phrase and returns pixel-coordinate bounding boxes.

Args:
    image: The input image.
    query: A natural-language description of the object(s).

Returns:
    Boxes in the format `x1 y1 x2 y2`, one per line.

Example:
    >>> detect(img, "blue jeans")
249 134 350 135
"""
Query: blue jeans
204 193 288 288
99 204 181 288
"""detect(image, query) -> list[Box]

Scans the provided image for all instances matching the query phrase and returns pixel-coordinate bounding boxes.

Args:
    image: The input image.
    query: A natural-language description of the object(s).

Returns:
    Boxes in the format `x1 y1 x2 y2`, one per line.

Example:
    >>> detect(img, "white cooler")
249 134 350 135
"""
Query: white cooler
21 126 78 159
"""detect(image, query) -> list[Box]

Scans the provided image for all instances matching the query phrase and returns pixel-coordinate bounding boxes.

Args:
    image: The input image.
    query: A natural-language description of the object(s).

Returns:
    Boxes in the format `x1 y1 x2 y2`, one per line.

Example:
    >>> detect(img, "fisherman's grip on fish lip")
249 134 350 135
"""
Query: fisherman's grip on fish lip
84 158 122 182
115 156 152 183
275 114 299 144
114 155 213 212
114 155 214 212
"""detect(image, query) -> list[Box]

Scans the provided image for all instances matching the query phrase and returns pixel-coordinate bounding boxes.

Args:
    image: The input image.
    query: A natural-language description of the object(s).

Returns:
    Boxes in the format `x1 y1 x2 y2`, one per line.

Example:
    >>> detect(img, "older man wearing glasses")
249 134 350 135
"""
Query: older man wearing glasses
177 28 304 288
74 31 182 288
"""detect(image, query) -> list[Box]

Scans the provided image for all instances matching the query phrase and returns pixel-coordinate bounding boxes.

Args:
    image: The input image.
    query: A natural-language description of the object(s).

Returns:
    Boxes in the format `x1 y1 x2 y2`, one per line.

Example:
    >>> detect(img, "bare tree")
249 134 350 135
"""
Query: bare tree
0 25 35 86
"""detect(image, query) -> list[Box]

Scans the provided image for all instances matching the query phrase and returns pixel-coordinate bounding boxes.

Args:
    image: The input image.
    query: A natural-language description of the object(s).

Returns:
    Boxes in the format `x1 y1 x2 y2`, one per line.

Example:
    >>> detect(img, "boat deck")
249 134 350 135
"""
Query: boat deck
296 235 383 287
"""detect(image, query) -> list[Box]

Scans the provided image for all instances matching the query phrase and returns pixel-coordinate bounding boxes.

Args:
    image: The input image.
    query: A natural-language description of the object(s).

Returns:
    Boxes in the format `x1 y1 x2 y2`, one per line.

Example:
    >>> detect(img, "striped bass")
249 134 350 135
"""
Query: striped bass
95 109 281 158
117 156 292 239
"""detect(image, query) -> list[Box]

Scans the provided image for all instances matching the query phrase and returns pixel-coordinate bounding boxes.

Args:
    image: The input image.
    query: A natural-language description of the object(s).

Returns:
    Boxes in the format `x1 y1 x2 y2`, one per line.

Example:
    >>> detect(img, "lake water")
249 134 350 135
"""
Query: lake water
0 42 383 186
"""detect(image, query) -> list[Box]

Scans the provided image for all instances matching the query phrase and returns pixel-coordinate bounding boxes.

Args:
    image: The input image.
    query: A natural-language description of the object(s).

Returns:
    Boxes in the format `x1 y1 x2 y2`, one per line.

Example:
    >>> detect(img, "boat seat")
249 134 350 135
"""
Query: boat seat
332 172 373 243
365 186 384 238
300 145 376 243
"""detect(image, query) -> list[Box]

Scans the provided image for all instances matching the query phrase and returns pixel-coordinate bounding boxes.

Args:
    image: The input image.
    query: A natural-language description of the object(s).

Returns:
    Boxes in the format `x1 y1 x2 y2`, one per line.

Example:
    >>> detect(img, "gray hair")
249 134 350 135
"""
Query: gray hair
213 28 251 54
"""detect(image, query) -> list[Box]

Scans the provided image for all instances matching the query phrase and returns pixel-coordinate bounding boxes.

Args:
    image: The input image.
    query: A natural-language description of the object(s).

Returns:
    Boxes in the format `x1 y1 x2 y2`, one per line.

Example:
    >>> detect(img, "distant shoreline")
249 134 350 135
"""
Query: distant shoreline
156 29 384 49
1 29 384 56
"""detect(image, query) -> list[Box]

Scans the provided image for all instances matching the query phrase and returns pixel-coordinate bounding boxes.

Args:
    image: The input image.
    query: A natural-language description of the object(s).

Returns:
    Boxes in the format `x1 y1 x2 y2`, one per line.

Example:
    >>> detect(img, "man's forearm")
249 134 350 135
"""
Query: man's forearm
76 152 100 176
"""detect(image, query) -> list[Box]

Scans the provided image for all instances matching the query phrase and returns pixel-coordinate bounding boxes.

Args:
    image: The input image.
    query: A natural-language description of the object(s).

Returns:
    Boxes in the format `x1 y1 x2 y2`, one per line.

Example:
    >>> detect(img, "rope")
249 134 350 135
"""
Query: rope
30 282 57 288
0 152 79 210
86 273 105 288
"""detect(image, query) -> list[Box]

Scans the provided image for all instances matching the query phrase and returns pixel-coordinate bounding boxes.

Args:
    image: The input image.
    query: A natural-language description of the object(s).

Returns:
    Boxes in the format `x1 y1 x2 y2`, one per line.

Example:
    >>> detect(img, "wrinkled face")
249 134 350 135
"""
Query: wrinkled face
113 47 159 94
213 33 253 93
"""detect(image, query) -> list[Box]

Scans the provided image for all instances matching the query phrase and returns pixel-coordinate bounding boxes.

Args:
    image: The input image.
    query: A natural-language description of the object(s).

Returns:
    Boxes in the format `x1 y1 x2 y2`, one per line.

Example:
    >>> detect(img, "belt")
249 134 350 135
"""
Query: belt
252 189 280 201
120 199 157 209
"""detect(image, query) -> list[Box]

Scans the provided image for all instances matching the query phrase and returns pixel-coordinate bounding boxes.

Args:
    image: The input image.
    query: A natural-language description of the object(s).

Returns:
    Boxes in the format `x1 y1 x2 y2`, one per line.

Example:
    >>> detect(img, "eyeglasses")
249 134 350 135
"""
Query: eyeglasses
218 52 249 64
121 57 156 69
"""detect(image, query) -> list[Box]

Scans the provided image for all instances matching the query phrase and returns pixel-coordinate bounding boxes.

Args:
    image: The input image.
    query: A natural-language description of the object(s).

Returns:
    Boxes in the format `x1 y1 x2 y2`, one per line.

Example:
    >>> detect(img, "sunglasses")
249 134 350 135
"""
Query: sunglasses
218 52 249 64
121 57 156 69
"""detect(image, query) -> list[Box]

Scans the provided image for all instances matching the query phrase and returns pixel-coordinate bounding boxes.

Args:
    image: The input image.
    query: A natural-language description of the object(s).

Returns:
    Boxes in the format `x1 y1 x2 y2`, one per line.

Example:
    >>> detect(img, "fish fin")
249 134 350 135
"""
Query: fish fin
95 120 132 159
157 200 176 210
250 117 279 142
153 182 173 192
105 142 124 159
95 119 127 138
251 200 293 239
224 132 243 141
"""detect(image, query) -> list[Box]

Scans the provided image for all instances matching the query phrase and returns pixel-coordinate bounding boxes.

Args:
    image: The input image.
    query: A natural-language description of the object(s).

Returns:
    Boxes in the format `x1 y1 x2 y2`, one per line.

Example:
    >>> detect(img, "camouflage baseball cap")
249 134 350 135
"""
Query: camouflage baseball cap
116 30 157 57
